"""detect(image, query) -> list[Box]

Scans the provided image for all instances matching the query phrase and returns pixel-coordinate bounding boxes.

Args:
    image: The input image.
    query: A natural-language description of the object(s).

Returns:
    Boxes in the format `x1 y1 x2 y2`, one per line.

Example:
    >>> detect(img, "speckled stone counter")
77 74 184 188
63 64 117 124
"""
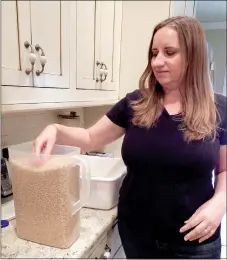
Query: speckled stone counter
1 207 117 259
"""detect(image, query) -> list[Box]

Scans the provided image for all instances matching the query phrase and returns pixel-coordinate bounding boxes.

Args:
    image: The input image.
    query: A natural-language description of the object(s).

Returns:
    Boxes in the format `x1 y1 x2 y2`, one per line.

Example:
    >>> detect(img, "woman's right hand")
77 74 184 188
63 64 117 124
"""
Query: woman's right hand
33 124 58 158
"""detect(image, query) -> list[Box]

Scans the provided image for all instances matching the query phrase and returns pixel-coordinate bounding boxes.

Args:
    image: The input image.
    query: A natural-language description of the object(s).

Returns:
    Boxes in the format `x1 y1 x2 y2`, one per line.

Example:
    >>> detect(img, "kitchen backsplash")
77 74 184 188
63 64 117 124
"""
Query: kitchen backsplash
2 111 59 148
2 106 123 157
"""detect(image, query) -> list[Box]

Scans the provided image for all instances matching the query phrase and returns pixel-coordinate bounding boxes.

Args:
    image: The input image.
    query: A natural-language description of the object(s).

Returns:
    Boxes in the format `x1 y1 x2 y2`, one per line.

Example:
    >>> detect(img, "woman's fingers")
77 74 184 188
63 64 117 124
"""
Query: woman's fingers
32 141 36 153
34 138 45 157
198 229 216 243
43 139 55 160
188 225 212 241
180 213 202 234
33 124 58 159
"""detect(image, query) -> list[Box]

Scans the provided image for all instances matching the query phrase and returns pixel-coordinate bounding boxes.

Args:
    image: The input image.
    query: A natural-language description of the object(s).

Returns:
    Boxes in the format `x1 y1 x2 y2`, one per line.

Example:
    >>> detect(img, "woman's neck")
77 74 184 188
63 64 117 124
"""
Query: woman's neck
163 89 182 115
163 89 181 104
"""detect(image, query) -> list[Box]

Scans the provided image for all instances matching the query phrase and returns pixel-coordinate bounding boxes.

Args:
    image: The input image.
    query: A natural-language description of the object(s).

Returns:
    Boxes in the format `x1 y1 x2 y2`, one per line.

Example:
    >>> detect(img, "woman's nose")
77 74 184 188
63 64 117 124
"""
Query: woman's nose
152 54 165 67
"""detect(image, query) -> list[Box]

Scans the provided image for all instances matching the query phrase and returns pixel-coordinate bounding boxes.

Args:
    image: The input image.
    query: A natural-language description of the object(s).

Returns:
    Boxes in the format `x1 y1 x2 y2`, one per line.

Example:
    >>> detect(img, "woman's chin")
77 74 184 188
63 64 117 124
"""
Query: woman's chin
157 78 171 86
157 80 179 91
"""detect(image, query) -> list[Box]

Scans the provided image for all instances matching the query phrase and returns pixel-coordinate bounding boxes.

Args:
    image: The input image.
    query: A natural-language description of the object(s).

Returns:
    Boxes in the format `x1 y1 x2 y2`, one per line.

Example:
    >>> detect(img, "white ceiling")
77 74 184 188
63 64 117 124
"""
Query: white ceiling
195 1 226 23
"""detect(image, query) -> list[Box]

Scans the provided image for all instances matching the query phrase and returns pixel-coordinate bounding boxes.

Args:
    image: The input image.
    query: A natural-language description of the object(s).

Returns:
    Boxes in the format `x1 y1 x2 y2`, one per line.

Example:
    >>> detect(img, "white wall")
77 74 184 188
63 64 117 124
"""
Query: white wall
205 29 226 93
119 1 170 99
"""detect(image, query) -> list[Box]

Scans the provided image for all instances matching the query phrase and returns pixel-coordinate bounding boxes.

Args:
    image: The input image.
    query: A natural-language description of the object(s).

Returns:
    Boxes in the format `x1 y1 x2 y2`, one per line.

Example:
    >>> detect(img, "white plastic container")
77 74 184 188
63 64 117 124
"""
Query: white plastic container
80 155 127 210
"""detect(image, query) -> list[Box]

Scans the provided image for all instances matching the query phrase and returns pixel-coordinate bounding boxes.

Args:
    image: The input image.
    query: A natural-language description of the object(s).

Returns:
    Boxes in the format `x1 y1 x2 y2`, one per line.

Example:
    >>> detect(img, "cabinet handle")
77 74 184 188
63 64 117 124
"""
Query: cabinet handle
101 244 111 259
96 61 101 82
96 62 108 82
24 41 36 75
35 44 47 76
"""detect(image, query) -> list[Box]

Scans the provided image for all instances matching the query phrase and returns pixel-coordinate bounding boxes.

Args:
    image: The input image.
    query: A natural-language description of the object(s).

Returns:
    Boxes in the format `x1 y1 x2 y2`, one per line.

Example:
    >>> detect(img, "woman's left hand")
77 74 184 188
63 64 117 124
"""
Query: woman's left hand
179 197 226 243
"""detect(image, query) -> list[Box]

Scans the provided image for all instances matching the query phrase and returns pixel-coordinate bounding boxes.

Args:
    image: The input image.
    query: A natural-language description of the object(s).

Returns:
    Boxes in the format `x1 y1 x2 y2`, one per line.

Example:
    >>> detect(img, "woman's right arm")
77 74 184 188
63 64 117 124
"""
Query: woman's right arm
34 115 125 157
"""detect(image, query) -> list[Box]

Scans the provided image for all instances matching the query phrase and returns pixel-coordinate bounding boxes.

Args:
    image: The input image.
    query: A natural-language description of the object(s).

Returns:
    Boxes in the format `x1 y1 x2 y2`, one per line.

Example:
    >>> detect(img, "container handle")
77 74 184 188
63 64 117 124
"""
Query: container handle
72 155 90 214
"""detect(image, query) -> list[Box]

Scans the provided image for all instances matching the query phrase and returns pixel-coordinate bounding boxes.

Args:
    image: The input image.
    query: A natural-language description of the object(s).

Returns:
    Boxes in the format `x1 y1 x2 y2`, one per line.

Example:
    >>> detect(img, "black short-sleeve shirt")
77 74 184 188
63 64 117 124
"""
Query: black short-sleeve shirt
106 90 227 244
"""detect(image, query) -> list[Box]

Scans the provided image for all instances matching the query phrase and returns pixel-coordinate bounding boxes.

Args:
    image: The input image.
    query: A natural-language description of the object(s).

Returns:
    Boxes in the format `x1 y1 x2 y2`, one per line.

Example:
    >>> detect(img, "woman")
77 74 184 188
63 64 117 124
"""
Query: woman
34 16 226 258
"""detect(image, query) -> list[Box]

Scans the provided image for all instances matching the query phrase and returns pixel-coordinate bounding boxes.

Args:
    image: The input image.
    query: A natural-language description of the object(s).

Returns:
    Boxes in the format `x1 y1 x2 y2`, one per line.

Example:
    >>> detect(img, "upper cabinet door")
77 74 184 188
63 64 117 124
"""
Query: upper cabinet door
1 1 33 87
75 1 122 91
75 1 99 90
30 1 70 89
97 1 122 91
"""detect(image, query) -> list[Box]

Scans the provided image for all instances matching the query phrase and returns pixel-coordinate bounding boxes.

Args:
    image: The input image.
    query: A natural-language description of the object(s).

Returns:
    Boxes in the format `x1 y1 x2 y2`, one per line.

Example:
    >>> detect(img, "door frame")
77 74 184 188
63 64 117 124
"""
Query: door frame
170 1 196 17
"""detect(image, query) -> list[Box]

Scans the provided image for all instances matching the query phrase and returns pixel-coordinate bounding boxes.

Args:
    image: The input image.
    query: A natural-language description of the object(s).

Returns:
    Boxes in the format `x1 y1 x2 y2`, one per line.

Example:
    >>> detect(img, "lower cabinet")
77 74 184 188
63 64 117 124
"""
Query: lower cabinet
107 223 126 259
113 246 126 259
88 223 125 259
88 234 107 259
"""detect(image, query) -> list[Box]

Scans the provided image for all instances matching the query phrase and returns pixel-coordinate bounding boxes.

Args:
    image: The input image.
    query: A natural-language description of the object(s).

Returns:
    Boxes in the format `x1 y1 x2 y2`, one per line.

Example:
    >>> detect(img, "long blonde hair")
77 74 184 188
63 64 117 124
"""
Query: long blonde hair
132 16 218 142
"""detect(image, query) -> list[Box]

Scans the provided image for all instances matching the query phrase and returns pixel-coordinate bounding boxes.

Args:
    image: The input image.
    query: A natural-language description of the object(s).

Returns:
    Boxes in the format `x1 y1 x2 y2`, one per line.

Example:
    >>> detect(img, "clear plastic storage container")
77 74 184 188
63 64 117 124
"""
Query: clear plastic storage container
9 141 81 157
8 142 90 249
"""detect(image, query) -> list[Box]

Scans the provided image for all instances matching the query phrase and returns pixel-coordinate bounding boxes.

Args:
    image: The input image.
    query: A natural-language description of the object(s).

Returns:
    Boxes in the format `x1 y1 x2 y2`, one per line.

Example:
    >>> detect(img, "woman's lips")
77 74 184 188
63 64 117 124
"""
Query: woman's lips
156 70 169 73
155 71 169 76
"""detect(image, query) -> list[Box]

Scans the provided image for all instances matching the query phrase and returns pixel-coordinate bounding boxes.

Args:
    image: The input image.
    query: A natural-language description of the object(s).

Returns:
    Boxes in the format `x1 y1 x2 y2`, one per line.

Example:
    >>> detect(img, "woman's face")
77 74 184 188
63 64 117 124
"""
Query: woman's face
151 26 184 90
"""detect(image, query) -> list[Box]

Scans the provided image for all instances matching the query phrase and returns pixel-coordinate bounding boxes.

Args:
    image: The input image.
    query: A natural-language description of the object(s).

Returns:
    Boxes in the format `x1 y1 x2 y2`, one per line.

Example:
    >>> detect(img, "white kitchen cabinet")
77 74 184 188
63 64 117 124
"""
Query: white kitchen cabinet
3 1 177 111
75 1 98 91
98 1 122 91
2 0 74 106
2 0 119 110
1 1 33 87
2 0 70 90
106 223 127 259
75 1 122 91
113 246 126 259
30 1 70 89
88 234 107 258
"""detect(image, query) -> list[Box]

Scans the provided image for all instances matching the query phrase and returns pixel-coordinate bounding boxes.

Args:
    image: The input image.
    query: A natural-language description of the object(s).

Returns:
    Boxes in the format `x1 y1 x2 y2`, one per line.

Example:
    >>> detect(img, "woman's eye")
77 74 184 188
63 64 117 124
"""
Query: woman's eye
152 53 158 57
166 52 175 56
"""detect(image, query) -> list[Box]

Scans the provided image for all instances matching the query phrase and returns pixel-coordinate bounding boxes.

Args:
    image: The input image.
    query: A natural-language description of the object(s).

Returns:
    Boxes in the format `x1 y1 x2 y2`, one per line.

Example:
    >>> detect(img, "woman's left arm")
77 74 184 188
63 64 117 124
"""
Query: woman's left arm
180 145 226 243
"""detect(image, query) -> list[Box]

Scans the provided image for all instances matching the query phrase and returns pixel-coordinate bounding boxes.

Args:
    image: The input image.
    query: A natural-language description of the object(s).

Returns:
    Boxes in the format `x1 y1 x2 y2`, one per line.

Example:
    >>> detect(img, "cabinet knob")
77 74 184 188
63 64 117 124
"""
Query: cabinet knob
29 53 37 64
40 55 47 66
100 68 105 75
100 63 108 82
103 250 111 259
24 41 36 75
96 62 108 83
35 44 47 76
96 61 101 82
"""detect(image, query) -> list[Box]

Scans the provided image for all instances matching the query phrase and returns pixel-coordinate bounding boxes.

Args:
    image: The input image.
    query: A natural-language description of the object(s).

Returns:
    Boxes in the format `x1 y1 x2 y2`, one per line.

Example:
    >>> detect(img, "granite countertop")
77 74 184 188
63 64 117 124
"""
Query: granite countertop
2 207 117 259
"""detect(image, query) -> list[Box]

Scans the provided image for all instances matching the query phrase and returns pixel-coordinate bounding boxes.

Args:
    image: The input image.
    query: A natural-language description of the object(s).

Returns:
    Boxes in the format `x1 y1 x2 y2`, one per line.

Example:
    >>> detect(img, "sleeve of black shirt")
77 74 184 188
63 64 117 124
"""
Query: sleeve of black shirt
106 90 140 129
